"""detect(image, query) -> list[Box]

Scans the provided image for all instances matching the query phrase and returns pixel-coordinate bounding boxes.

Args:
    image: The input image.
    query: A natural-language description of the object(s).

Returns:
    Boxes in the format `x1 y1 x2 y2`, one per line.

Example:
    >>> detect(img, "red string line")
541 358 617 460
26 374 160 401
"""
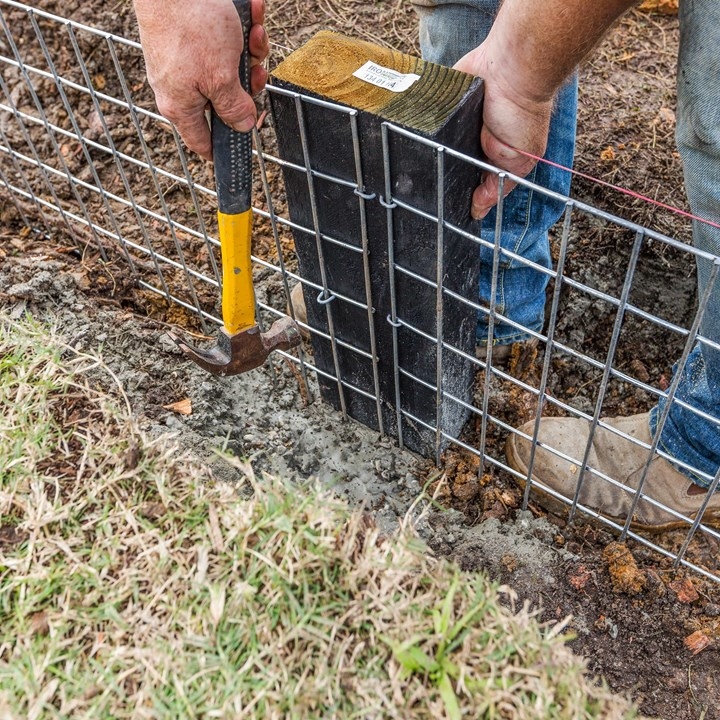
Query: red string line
506 145 720 231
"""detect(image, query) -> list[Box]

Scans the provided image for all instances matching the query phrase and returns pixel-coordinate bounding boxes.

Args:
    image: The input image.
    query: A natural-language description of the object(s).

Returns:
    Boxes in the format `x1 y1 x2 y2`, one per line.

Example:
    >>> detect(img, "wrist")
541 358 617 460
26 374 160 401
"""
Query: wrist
479 26 560 107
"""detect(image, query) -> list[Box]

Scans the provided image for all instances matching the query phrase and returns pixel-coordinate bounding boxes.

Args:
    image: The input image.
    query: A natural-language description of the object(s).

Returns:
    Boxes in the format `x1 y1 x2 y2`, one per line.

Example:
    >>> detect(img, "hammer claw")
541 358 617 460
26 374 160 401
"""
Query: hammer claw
168 317 302 377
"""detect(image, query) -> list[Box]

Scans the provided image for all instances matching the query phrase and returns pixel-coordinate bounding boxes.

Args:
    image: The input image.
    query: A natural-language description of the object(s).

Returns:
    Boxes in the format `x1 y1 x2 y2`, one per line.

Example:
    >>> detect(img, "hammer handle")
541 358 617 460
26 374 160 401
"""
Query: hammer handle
212 0 256 335
211 0 253 215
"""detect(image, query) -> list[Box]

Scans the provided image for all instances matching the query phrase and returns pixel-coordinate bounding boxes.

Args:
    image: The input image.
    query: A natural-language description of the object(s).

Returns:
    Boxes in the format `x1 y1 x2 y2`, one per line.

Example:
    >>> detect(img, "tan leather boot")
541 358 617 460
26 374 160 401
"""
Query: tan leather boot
506 412 720 532
476 338 538 370
288 283 310 339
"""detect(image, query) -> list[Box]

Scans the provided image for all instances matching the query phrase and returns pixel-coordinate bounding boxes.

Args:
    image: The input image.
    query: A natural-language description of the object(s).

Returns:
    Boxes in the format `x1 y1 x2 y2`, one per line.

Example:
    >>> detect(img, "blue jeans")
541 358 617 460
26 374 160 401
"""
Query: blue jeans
412 0 577 344
413 0 720 488
649 0 720 488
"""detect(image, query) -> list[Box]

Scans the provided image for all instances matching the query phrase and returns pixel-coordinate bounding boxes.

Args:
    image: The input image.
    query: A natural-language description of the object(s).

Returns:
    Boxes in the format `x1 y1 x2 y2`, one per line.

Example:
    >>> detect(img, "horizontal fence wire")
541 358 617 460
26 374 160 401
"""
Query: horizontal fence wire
1 0 719 585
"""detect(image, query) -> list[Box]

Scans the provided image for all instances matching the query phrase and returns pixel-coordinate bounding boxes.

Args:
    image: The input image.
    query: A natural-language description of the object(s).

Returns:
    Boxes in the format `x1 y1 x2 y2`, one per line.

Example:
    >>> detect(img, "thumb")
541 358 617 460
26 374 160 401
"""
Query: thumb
471 174 517 220
453 50 479 76
210 78 257 133
471 128 533 219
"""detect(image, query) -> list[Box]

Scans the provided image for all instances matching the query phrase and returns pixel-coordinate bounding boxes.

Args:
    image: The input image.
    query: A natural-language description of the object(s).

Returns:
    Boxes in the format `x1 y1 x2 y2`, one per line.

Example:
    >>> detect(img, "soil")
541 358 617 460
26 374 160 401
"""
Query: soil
1 2 719 719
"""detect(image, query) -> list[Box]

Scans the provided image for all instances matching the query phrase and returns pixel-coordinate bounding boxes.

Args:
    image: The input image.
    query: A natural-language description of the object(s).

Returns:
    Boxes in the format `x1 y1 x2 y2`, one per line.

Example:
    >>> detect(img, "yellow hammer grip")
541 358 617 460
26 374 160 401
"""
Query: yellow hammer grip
218 209 255 335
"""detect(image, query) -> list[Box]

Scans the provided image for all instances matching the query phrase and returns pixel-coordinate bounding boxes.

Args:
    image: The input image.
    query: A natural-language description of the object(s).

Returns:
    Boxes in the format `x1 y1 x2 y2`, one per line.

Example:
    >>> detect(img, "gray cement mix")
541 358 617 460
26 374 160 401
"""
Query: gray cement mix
1 253 569 592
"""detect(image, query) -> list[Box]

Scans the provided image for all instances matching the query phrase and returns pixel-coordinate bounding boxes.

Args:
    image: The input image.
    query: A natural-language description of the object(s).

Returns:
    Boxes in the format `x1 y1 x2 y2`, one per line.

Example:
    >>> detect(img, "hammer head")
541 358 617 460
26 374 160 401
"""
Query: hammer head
168 317 302 376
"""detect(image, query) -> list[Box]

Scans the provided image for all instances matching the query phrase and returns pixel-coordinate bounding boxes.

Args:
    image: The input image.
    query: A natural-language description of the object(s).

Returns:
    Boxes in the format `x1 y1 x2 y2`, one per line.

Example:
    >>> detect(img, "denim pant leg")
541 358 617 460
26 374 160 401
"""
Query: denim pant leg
412 0 577 345
649 0 720 488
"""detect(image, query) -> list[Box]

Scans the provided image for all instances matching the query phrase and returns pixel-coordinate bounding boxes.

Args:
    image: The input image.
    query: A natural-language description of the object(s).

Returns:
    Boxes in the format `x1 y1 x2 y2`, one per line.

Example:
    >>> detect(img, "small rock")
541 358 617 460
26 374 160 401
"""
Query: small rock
8 282 34 299
158 334 182 354
165 414 183 430
516 510 533 529
10 300 26 319
703 603 720 617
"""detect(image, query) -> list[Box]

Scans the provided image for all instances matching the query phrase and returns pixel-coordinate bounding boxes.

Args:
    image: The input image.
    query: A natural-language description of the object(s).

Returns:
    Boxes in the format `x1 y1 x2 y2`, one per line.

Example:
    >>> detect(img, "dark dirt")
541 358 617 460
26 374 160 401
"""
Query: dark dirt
1 2 719 719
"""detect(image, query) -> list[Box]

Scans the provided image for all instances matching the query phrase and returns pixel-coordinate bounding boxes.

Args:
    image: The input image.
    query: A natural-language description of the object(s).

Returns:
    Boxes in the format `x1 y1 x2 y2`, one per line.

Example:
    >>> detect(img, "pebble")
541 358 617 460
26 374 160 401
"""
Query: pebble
165 415 183 430
157 334 182 354
703 602 720 617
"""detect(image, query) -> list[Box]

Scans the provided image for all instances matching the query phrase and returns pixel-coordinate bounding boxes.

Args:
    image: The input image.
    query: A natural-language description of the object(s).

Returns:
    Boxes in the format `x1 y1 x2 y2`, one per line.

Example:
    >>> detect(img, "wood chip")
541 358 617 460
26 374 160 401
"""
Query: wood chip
684 629 712 655
163 398 192 415
669 577 699 604
123 442 141 471
29 611 50 637
569 565 592 591
638 0 678 15
138 501 166 520
600 146 616 162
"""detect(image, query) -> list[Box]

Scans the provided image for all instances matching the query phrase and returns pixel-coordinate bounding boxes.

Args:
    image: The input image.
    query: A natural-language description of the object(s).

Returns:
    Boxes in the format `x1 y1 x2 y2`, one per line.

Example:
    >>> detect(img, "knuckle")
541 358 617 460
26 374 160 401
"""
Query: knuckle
214 88 253 116
155 97 179 122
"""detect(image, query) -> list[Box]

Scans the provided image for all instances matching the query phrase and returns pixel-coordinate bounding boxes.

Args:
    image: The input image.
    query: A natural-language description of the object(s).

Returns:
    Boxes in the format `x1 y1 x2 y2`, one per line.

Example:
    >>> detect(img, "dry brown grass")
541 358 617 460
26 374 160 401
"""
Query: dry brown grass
0 315 639 718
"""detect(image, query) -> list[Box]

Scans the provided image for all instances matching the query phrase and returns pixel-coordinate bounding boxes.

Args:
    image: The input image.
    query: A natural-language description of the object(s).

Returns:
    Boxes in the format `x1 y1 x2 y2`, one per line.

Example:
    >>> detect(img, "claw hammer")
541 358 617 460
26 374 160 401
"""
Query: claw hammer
169 0 301 375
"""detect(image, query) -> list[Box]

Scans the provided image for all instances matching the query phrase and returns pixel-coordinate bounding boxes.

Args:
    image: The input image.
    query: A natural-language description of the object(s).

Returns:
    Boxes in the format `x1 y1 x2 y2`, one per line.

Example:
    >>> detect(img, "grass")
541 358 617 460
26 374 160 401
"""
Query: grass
0 314 639 718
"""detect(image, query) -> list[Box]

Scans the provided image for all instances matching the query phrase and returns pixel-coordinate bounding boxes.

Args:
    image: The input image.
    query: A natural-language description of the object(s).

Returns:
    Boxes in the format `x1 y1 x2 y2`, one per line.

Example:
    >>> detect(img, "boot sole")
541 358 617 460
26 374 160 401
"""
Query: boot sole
505 434 720 534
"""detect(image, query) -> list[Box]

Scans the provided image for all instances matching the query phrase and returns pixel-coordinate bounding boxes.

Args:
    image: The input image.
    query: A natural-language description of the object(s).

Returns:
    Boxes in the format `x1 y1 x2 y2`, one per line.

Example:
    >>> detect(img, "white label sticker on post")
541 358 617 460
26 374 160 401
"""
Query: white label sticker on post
352 61 421 93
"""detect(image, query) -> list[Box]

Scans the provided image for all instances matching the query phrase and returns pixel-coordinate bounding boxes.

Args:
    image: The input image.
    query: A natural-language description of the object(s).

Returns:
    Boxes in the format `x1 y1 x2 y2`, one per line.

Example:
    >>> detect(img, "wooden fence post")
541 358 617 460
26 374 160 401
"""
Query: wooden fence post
269 30 484 458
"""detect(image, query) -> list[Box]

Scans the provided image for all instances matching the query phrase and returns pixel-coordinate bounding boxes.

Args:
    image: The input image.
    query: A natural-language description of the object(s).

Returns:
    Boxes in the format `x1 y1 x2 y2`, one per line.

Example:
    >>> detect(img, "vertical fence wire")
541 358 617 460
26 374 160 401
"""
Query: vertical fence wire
350 110 384 434
476 173 506 477
522 201 574 510
434 147 446 466
381 122 404 448
293 93 347 417
567 229 645 523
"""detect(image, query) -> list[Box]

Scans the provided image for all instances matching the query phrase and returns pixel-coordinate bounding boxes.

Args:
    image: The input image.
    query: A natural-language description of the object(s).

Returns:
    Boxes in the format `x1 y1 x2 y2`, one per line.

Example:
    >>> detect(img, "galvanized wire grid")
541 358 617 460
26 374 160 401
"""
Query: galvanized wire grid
1 0 719 584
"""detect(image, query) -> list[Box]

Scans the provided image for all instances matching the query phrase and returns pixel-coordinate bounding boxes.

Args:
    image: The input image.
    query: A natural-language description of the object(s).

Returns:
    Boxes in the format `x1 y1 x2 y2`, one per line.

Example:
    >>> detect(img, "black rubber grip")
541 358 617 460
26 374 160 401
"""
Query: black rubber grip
212 0 253 215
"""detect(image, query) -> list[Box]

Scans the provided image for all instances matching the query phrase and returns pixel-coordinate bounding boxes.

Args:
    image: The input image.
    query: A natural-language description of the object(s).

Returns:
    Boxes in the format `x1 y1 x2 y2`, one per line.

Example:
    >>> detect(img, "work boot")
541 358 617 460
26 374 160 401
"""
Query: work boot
506 412 720 532
476 343 513 364
477 338 538 373
288 283 310 339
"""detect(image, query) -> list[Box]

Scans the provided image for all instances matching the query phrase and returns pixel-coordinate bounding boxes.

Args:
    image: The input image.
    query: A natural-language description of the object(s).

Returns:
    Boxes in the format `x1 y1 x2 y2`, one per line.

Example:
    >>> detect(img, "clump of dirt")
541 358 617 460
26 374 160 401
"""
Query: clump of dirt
604 541 648 595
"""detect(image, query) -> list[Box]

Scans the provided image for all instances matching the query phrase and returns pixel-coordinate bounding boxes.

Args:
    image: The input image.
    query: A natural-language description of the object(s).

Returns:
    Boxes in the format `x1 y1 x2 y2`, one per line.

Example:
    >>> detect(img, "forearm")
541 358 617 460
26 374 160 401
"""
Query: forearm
486 0 641 104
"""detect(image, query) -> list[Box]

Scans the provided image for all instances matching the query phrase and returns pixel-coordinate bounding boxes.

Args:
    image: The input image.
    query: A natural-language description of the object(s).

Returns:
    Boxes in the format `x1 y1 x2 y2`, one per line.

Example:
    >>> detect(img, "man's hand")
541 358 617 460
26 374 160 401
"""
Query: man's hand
454 44 554 220
134 0 269 159
454 0 638 220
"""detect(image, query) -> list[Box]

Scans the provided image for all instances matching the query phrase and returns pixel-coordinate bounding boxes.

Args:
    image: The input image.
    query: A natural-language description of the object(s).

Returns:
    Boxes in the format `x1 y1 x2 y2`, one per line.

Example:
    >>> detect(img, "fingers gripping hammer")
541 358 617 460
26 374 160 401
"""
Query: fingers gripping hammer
168 0 301 375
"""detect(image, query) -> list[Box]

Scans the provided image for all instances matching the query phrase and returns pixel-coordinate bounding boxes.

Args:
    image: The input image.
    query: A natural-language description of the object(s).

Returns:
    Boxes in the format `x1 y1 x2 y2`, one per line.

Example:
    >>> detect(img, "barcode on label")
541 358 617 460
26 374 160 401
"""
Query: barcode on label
352 61 421 93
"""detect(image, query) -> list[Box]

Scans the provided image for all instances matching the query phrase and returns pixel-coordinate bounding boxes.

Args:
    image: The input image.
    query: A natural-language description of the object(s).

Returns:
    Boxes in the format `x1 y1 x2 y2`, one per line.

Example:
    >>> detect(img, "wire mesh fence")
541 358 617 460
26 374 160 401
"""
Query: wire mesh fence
1 0 719 585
